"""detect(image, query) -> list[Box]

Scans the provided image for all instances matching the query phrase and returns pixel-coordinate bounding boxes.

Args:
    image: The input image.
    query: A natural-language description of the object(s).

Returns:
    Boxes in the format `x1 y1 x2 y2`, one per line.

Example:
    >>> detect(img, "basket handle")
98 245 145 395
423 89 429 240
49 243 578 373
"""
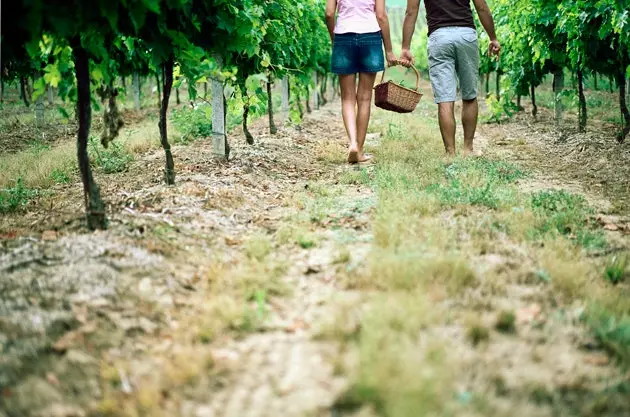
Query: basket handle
379 64 421 92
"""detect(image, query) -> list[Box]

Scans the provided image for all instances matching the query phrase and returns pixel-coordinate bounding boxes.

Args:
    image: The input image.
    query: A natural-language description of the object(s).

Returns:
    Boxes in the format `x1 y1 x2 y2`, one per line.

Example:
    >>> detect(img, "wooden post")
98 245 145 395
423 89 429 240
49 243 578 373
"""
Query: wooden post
212 55 229 160
281 77 290 114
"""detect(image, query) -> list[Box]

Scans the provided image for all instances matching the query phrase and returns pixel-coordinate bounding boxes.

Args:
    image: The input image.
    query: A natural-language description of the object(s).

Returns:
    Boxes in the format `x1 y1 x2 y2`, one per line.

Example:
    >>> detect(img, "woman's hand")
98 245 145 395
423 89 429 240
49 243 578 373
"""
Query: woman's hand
386 51 399 67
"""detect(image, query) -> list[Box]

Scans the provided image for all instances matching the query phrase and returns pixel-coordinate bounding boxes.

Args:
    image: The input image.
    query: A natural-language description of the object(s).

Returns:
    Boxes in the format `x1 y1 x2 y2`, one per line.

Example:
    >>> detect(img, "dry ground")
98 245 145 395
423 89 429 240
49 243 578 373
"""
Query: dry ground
1 91 629 417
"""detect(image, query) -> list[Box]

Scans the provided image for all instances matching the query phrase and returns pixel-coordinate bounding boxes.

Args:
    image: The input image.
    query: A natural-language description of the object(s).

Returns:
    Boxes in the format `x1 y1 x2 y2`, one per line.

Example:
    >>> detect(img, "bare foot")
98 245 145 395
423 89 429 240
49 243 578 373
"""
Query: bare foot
442 153 456 167
358 153 373 164
463 148 484 158
348 149 359 164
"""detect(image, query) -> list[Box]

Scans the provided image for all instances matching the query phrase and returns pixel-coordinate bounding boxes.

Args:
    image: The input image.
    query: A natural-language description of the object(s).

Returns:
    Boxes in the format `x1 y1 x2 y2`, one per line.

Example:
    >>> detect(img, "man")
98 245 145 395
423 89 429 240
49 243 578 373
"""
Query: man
401 0 501 156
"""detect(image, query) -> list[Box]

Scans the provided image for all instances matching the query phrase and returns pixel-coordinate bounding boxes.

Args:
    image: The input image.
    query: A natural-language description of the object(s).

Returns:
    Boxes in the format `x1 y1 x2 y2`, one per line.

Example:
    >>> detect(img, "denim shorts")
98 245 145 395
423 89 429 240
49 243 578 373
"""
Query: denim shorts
331 31 385 75
428 27 480 103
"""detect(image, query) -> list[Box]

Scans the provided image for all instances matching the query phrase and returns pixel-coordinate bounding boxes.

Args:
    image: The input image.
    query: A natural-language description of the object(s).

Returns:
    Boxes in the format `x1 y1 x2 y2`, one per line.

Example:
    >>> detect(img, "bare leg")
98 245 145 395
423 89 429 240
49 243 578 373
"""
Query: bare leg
339 74 359 163
462 98 479 155
356 72 377 162
438 102 456 155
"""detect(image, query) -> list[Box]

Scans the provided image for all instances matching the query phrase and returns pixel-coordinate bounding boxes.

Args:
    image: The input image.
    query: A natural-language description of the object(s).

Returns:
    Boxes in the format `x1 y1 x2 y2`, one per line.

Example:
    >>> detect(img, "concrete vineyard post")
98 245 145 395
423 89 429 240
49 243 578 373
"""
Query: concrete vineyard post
47 86 54 105
281 77 290 115
35 94 45 127
212 55 229 160
311 72 319 110
132 73 141 110
553 70 564 125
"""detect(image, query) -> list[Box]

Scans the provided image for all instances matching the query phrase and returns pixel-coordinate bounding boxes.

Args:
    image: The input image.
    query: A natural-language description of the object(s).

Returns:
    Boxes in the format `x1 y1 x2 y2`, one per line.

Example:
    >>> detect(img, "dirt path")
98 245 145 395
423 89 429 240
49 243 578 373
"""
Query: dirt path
0 104 372 416
1 99 629 417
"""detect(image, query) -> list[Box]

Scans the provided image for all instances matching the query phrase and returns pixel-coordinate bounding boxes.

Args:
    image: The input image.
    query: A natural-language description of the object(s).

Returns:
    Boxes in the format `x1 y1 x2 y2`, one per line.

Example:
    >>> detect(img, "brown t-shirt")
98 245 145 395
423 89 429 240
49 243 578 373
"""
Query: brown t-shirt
424 0 476 35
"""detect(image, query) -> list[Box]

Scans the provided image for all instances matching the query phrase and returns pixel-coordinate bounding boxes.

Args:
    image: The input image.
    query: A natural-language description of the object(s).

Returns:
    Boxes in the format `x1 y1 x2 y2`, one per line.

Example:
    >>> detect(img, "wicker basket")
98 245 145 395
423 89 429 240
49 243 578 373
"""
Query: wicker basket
374 64 423 113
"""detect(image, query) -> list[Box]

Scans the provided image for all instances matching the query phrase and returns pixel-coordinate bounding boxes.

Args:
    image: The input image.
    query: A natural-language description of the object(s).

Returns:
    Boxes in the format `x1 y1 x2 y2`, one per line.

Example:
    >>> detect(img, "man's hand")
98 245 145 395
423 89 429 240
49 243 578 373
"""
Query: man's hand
399 49 415 67
386 51 399 67
489 39 501 57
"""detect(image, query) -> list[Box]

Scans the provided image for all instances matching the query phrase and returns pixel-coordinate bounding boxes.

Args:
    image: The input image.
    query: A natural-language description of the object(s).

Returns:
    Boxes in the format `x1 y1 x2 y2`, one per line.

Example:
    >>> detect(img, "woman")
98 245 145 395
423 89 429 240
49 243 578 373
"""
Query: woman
326 0 397 164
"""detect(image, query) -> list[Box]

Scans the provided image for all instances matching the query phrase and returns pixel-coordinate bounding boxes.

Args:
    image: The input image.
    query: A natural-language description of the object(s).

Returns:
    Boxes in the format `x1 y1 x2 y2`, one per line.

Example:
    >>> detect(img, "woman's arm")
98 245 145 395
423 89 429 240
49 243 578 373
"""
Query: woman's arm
375 0 397 66
325 0 337 43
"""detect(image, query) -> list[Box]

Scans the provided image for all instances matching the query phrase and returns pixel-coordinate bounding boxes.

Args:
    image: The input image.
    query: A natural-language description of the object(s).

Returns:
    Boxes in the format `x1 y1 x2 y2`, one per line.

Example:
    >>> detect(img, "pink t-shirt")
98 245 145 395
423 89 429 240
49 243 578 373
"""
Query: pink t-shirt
334 0 381 34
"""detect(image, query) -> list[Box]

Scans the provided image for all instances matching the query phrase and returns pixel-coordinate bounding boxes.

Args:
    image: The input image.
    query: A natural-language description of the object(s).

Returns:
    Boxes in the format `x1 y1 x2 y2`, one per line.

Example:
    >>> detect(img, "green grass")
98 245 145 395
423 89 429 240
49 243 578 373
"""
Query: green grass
587 309 630 367
604 256 629 285
0 177 38 213
495 310 517 334
323 107 630 415
171 104 213 144
529 190 606 250
90 139 134 174
49 167 72 184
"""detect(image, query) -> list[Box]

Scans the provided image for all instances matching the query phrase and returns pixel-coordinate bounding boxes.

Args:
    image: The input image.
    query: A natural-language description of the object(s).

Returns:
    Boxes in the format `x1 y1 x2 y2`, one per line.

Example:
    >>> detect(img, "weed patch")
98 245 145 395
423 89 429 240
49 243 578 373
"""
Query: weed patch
587 309 630 367
49 167 72 184
90 139 133 174
528 190 606 249
603 256 629 285
171 104 213 144
0 178 38 213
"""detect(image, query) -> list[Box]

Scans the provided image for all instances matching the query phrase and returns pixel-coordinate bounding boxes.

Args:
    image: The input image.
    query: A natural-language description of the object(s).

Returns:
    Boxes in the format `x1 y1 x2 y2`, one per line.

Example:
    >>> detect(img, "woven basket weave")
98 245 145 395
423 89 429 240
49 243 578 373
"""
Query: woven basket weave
374 64 423 113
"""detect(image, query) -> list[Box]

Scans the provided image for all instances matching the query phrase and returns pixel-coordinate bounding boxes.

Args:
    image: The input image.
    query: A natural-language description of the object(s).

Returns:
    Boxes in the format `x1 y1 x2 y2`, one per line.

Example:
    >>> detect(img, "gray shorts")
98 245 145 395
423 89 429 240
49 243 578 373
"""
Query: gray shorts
427 27 480 103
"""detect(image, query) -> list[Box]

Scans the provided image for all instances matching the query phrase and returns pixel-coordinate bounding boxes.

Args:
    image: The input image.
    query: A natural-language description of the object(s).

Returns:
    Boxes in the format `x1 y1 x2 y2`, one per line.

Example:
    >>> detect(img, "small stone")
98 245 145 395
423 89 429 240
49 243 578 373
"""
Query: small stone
46 372 60 386
53 331 82 353
34 404 85 417
138 278 152 294
584 353 610 366
224 236 241 246
65 349 96 365
603 223 620 231
42 230 58 241
516 304 543 325
195 405 215 417
287 318 310 333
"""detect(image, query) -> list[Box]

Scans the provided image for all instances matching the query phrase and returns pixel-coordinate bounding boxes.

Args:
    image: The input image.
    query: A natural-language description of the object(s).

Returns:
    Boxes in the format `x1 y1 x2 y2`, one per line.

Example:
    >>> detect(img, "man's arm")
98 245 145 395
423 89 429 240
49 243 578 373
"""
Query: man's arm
325 0 337 43
401 0 421 65
472 0 501 56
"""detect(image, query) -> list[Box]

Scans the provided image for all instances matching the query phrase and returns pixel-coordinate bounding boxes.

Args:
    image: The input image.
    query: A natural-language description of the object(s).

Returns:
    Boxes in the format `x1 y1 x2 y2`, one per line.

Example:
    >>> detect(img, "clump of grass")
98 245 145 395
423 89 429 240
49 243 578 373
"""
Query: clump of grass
0 177 38 213
466 318 490 347
315 140 346 163
604 255 629 285
297 234 316 249
334 247 352 265
586 309 630 367
495 310 516 334
196 295 252 344
49 167 72 184
244 233 273 261
340 169 372 185
366 251 477 295
335 290 457 417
